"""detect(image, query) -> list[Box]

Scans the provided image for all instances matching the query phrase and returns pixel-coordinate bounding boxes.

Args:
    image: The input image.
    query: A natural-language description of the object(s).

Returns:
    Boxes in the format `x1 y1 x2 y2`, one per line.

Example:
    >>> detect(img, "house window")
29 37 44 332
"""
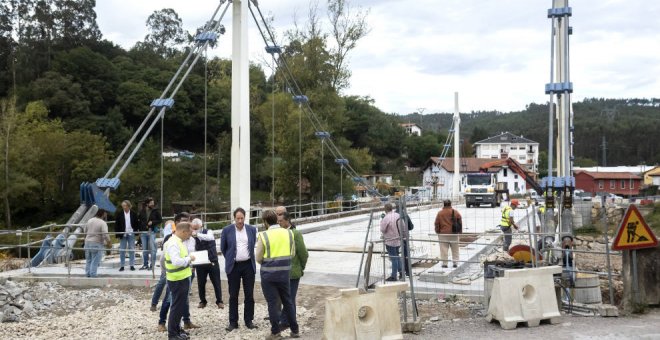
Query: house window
598 180 604 189
620 180 625 189
514 175 518 179
630 180 634 189
610 180 615 189
504 169 508 177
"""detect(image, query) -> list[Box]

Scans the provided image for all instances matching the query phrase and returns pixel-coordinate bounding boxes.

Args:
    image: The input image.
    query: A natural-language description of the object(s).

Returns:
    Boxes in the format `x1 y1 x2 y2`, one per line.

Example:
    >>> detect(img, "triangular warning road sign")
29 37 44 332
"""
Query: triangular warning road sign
612 205 659 251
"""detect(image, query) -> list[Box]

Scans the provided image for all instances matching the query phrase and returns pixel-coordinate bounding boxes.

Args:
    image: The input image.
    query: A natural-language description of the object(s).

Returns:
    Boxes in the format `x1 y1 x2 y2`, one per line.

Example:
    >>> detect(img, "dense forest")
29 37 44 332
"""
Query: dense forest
0 1 657 229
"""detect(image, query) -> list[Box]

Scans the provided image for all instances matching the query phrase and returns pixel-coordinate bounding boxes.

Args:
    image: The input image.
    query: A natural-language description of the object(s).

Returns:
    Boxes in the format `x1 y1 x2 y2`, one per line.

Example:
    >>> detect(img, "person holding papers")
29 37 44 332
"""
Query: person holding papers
191 218 224 309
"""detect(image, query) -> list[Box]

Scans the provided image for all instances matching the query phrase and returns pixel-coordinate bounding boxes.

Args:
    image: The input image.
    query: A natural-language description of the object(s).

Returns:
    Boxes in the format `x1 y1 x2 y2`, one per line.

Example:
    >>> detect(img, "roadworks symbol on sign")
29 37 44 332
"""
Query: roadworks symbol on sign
611 205 659 251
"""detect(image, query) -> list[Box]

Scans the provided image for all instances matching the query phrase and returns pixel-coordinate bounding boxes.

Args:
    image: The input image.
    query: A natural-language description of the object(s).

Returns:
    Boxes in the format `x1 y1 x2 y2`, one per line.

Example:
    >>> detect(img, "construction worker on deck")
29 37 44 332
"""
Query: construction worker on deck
499 199 520 252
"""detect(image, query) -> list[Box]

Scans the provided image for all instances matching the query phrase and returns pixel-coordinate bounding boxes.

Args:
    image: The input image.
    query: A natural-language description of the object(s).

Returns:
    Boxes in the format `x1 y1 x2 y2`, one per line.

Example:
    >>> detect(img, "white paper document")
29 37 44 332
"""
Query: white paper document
190 250 210 266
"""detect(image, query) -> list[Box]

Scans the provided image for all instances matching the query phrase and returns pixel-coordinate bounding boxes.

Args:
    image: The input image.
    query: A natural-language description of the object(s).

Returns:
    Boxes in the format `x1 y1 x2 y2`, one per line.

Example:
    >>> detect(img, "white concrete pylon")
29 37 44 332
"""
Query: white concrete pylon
453 92 460 200
231 0 251 214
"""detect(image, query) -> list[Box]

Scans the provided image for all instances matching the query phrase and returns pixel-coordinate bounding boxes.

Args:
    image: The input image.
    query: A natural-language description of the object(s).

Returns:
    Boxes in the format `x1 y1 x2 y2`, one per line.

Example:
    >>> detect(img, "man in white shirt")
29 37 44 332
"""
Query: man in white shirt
220 208 258 332
115 200 138 271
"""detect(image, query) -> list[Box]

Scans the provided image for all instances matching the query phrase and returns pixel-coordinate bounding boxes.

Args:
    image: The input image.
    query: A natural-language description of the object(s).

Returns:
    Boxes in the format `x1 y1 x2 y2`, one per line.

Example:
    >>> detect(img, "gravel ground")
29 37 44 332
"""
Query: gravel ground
2 279 660 339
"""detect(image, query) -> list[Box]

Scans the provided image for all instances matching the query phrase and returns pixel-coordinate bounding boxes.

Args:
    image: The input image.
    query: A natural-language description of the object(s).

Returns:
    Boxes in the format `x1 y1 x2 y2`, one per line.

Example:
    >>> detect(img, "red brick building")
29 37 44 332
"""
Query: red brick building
574 170 642 197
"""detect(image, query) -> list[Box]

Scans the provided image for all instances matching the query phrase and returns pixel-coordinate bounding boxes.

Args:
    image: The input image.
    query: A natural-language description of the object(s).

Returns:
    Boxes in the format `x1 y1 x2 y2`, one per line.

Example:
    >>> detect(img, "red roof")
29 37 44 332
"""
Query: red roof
575 170 641 180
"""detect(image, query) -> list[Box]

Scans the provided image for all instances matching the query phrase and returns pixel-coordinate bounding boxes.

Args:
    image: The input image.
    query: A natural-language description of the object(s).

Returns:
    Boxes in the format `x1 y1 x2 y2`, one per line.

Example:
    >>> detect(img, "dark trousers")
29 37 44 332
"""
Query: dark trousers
167 278 190 337
402 240 411 276
279 278 300 327
227 260 255 326
262 279 298 335
158 282 191 325
197 261 223 304
500 226 513 251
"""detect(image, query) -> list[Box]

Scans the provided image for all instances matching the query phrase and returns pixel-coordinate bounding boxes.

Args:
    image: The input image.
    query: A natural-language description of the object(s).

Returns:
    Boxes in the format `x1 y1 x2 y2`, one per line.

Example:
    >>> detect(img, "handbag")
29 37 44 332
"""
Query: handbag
451 209 463 234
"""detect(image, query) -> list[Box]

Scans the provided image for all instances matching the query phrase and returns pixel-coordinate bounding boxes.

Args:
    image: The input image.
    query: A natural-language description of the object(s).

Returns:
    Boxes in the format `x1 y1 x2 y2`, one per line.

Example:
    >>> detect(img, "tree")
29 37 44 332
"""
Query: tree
142 8 188 57
52 0 102 47
327 0 369 91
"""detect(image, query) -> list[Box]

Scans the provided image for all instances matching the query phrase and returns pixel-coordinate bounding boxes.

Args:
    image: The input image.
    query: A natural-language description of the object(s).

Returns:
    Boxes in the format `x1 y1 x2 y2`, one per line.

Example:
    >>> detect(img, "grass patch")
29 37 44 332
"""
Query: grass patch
574 225 602 236
645 202 660 234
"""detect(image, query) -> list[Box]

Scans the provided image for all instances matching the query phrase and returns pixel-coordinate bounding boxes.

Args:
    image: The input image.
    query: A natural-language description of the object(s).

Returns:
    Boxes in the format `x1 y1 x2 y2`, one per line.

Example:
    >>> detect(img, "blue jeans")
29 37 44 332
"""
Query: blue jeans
119 233 136 267
279 278 300 327
152 270 167 306
140 231 156 267
85 242 104 278
386 245 401 279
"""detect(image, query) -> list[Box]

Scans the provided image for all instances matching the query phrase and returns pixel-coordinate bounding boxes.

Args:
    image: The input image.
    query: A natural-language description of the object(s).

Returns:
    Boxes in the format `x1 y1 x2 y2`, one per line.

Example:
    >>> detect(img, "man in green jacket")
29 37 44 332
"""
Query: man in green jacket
277 211 308 332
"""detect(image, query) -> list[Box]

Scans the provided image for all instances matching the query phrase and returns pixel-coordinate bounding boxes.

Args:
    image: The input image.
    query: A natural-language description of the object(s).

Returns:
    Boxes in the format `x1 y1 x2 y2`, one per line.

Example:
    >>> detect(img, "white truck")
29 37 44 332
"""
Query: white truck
464 173 508 208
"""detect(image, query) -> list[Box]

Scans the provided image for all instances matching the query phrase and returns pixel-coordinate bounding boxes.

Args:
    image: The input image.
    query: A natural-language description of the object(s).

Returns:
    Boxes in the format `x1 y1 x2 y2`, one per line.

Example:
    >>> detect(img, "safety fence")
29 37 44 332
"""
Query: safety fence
355 199 624 317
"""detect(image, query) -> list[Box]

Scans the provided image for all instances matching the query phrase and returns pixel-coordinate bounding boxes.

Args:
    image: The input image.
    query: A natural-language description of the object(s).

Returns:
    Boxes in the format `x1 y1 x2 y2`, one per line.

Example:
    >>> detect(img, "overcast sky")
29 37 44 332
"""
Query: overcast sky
95 0 660 115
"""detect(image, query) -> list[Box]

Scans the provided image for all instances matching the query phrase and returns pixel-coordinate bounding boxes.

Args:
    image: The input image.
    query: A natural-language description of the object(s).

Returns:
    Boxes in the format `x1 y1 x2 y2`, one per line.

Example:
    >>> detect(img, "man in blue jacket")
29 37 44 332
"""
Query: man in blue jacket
220 207 258 332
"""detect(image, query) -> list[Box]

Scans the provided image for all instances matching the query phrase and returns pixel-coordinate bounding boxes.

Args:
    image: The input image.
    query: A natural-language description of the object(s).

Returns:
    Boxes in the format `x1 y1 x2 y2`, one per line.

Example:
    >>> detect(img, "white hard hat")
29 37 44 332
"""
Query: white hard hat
191 218 203 226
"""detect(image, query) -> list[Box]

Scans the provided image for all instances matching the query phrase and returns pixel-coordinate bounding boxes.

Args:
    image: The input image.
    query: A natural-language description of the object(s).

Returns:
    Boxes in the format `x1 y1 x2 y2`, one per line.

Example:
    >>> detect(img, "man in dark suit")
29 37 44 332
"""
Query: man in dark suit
220 207 258 332
115 200 140 271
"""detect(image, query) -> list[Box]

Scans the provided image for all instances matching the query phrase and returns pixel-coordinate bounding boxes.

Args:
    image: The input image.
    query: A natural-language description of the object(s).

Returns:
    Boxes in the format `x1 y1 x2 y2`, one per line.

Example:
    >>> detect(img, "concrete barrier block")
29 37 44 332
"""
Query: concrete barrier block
323 283 408 340
486 266 562 329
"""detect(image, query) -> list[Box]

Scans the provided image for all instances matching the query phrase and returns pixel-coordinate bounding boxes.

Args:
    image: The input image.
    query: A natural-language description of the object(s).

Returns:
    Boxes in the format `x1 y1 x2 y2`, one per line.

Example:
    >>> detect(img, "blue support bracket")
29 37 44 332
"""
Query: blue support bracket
352 177 364 182
315 131 331 139
95 178 121 191
545 82 573 94
150 98 175 109
335 158 349 166
195 32 218 43
80 182 117 214
292 95 309 104
444 144 451 148
265 45 282 54
547 7 572 18
554 177 565 187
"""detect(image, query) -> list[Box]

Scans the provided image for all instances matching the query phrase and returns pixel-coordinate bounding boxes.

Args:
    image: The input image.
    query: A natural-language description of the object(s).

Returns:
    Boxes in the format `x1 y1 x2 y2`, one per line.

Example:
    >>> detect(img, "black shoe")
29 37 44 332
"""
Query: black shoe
291 331 300 338
119 267 124 272
245 322 258 329
225 324 239 332
139 265 149 270
180 330 190 336
130 266 135 271
279 323 290 332
441 265 448 268
168 335 187 340
385 276 397 282
453 264 458 268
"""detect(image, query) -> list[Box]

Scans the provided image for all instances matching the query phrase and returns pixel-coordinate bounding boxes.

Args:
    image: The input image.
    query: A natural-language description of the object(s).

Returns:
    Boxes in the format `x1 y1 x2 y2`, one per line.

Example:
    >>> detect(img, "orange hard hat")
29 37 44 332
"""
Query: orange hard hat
510 199 519 206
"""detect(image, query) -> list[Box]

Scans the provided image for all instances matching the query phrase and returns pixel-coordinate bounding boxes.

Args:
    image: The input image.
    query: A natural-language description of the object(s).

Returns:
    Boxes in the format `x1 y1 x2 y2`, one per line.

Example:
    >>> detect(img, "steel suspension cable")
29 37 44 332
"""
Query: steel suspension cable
250 2 381 196
105 1 227 178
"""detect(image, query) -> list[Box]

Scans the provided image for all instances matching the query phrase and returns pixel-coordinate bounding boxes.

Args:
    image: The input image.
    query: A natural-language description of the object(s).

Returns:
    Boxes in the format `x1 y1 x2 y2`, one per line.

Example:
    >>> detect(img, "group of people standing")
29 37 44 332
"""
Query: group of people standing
149 206 308 340
83 197 162 277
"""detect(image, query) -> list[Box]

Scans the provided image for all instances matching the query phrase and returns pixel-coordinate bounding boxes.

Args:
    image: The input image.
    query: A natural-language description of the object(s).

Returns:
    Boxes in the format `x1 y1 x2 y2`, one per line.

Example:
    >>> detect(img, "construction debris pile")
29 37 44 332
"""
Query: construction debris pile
0 279 136 323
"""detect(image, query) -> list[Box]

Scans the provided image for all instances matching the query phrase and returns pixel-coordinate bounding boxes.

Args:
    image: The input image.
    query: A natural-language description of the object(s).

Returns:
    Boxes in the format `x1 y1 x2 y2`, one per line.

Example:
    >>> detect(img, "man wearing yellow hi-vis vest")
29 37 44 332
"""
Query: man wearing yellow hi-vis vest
499 199 520 252
163 222 196 340
256 210 300 339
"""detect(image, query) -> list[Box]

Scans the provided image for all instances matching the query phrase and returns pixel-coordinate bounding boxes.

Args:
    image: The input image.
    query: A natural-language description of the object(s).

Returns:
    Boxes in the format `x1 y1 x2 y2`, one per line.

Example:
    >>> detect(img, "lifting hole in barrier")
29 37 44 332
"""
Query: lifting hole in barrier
357 305 376 326
522 284 537 303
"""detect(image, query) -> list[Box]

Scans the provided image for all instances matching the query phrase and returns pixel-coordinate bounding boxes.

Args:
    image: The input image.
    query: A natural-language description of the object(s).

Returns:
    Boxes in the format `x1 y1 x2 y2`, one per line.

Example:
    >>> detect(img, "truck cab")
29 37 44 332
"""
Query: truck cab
465 173 499 208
